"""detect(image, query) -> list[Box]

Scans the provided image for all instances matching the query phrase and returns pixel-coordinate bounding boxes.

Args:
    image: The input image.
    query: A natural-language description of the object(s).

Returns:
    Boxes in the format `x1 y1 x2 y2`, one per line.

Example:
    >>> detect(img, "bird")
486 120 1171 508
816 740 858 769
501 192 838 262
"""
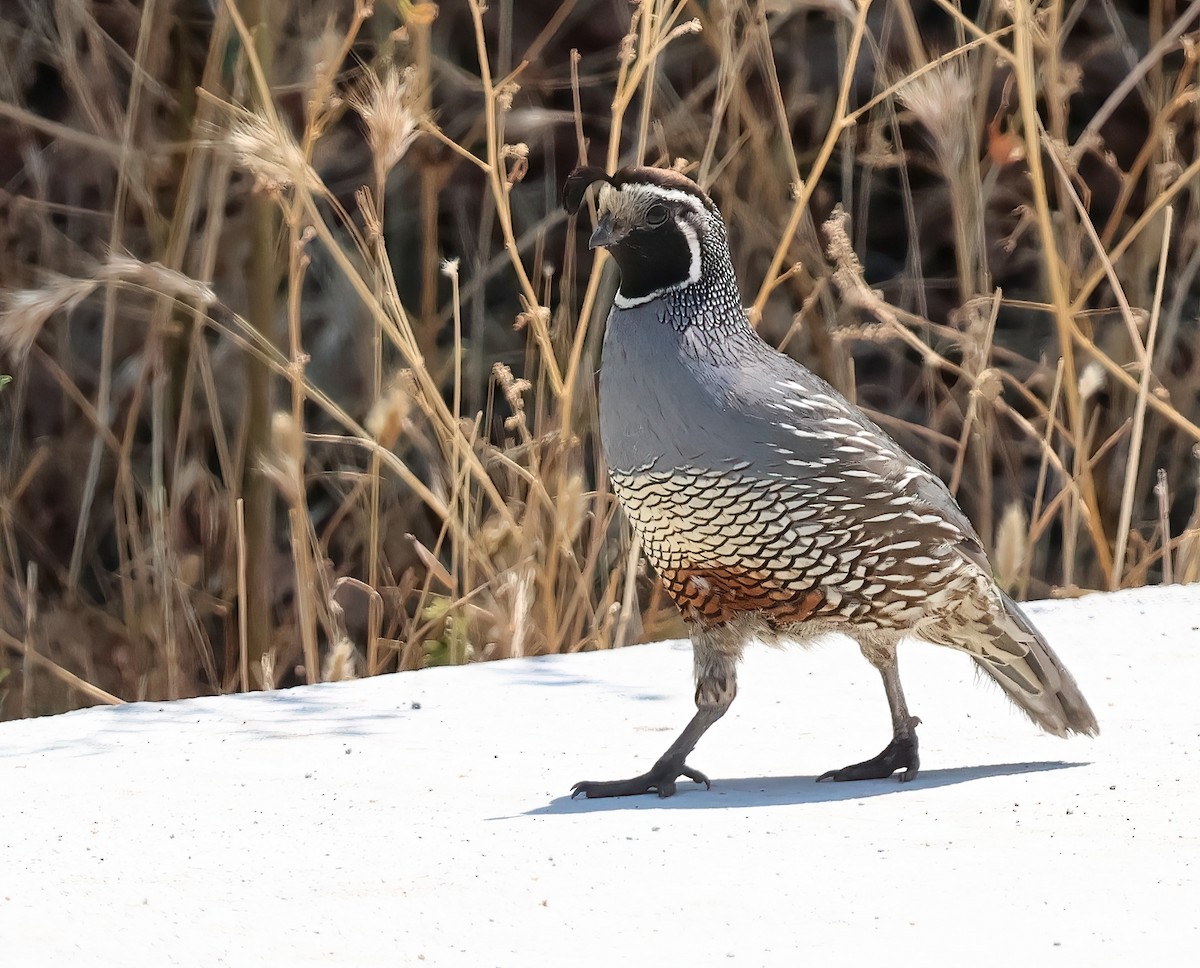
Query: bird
562 164 1098 799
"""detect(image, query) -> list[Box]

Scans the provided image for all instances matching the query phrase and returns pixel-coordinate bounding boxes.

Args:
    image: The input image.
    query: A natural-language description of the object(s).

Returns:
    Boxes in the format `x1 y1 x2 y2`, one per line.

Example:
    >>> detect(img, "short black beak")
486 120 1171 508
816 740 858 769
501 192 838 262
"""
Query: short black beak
588 214 626 250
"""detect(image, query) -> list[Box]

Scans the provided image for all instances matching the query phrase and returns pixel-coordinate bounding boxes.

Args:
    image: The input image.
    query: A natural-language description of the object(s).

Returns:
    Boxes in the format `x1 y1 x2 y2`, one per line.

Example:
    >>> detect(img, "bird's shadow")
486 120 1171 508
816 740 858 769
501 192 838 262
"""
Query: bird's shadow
524 760 1088 815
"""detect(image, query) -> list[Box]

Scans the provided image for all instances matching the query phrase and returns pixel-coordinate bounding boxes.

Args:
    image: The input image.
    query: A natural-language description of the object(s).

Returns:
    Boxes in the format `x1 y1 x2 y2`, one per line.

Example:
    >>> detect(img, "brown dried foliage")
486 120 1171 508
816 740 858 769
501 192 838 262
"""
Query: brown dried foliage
2 0 1199 717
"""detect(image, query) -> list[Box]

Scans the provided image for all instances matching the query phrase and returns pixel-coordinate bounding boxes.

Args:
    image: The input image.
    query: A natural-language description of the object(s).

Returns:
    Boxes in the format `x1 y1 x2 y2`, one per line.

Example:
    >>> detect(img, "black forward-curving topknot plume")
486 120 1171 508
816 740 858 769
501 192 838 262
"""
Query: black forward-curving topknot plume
562 166 614 215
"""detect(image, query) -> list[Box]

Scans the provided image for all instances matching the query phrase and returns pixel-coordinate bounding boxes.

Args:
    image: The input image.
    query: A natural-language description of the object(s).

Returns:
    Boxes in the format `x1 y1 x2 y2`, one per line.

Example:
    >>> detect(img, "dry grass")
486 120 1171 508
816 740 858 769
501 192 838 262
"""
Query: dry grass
2 0 1199 718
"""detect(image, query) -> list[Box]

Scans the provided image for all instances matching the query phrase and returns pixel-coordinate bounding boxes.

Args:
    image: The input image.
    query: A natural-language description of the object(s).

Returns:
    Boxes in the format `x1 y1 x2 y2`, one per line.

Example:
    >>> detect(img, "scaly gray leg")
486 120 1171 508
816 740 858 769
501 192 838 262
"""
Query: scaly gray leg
818 636 921 782
571 624 743 799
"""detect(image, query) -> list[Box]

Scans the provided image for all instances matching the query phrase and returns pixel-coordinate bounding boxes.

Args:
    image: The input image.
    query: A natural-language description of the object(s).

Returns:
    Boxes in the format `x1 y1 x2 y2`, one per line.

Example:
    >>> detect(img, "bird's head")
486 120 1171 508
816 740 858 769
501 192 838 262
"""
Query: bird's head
563 166 726 307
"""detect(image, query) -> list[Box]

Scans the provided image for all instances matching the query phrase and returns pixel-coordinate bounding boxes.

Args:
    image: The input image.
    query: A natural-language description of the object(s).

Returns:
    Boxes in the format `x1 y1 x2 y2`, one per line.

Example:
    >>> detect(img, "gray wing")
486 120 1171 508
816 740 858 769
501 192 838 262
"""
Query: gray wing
674 343 1001 624
723 344 987 559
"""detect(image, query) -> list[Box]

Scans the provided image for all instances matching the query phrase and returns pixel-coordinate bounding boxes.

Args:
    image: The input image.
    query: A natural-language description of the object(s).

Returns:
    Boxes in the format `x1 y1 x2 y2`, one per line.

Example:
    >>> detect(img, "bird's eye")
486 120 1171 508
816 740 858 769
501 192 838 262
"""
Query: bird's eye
646 203 669 227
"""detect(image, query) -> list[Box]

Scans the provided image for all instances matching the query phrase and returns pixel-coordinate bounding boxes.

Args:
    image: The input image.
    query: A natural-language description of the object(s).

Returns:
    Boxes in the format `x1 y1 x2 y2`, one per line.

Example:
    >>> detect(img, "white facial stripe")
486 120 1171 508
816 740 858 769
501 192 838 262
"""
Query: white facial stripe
624 184 710 220
677 219 702 285
613 289 651 308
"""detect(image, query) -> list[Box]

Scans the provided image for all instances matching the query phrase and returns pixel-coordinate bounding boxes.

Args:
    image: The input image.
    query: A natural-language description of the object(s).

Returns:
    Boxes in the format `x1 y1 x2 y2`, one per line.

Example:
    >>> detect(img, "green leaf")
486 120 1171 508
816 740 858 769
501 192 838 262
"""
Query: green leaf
420 595 474 667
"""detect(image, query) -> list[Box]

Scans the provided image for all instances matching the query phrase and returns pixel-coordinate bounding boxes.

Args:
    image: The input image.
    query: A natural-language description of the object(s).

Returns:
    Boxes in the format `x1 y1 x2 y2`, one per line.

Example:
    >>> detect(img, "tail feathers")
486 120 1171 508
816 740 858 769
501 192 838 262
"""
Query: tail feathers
971 593 1099 737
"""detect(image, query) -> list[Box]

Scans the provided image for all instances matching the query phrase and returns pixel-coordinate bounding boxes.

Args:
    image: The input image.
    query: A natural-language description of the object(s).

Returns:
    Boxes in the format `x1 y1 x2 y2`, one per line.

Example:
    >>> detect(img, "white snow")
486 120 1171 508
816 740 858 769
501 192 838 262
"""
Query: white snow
2 585 1198 966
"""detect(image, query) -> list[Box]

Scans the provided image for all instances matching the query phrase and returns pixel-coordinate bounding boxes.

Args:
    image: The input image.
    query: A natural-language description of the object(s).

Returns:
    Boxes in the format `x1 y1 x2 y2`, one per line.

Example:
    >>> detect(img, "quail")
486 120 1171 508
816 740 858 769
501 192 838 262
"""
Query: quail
563 165 1098 799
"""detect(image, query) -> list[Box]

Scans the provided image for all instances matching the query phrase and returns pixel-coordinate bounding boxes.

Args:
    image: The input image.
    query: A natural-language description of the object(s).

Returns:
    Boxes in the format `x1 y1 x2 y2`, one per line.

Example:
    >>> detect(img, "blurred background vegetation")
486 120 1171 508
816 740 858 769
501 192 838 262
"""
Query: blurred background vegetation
2 0 1199 718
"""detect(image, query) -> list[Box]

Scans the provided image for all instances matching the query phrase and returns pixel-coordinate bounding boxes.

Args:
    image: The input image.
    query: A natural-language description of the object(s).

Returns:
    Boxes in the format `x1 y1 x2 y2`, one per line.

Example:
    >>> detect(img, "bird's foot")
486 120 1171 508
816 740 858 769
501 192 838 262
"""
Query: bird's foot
571 756 711 799
817 725 920 783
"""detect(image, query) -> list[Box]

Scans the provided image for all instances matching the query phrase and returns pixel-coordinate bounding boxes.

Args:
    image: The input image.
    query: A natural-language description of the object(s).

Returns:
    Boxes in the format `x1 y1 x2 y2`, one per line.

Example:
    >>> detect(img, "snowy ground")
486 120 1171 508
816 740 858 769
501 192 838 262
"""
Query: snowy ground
2 585 1197 966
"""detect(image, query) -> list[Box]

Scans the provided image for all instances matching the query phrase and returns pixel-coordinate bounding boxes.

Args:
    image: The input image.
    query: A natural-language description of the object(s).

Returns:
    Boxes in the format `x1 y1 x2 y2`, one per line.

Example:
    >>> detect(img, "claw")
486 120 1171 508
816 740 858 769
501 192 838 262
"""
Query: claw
816 732 920 783
571 761 711 799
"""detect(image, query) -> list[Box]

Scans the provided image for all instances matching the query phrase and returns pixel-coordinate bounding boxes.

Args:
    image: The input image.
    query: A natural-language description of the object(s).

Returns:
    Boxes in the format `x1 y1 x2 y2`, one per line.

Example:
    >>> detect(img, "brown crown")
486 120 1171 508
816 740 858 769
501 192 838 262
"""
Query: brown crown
562 165 714 214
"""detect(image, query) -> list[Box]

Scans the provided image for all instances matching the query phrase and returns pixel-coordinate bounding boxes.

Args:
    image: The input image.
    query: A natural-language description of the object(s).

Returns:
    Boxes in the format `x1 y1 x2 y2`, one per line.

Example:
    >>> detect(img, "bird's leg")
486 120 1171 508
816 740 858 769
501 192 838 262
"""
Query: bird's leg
571 624 741 799
570 701 727 799
818 638 921 782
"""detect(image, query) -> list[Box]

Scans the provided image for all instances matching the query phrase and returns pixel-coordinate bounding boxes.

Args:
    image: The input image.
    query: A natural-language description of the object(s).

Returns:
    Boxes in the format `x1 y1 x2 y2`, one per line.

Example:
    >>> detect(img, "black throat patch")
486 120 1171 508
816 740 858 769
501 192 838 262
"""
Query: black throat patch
610 219 695 302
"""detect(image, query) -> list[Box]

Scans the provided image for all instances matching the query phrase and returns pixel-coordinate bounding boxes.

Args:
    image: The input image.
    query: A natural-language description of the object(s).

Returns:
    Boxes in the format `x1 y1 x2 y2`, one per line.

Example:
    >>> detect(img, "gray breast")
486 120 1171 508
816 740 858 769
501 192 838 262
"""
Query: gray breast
598 300 755 476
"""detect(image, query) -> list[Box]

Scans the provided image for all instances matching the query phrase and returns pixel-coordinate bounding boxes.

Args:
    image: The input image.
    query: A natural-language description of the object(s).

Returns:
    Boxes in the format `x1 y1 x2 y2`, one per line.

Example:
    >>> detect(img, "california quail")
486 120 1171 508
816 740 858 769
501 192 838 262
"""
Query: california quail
563 165 1099 799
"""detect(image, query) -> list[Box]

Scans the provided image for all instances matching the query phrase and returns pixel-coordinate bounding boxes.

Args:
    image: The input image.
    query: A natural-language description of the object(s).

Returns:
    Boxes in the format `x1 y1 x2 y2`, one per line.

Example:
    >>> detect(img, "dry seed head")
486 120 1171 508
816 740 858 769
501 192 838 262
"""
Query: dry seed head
497 566 534 659
260 411 303 505
663 19 702 46
322 637 360 682
618 32 637 65
493 361 531 402
948 299 986 365
501 142 529 185
478 509 520 562
823 206 892 322
0 274 97 358
994 502 1028 593
308 20 347 91
830 321 890 342
351 65 420 176
174 459 224 550
97 253 216 307
514 304 550 332
304 19 348 133
260 652 276 690
898 62 974 172
1077 360 1106 404
226 111 320 193
495 80 520 112
258 459 301 506
823 205 863 289
271 410 304 458
1056 62 1084 100
493 362 531 433
366 373 414 447
1154 157 1184 194
554 471 587 546
974 367 1003 402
